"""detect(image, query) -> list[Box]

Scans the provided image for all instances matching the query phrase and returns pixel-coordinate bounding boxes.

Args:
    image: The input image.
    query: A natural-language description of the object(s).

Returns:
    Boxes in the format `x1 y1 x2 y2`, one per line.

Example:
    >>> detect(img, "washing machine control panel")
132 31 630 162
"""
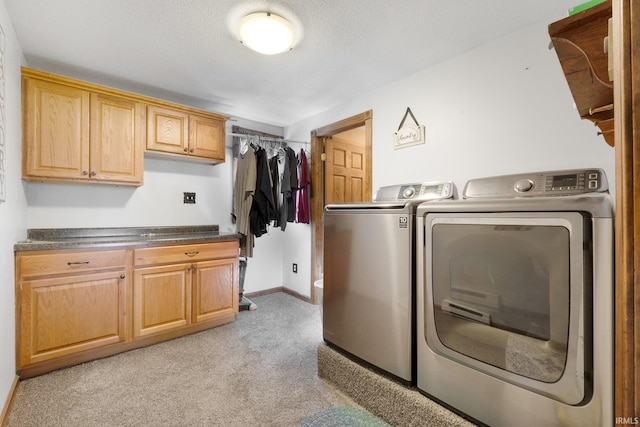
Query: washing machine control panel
463 168 608 198
374 181 455 202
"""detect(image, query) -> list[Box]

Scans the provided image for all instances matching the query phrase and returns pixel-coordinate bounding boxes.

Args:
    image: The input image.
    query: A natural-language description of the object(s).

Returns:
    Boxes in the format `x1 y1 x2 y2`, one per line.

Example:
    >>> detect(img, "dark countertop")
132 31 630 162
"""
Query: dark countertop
15 225 240 251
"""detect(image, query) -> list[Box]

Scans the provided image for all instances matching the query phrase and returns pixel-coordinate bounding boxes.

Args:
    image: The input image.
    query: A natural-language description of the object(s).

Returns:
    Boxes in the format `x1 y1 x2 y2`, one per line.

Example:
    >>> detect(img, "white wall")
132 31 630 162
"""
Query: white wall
0 0 27 412
368 20 614 193
25 157 234 229
284 16 615 297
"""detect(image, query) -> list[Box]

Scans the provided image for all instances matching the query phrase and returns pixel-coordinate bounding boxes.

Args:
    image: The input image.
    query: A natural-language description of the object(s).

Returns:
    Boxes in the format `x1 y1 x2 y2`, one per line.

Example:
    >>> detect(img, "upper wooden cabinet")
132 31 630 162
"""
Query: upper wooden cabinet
22 70 145 185
147 105 226 163
189 113 226 160
22 67 229 186
146 105 188 156
90 93 145 184
549 1 614 146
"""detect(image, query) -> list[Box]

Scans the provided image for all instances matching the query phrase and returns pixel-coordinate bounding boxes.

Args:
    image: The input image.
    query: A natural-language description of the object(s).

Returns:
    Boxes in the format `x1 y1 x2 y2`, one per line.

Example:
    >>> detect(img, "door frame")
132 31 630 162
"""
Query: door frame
613 0 640 416
309 110 372 303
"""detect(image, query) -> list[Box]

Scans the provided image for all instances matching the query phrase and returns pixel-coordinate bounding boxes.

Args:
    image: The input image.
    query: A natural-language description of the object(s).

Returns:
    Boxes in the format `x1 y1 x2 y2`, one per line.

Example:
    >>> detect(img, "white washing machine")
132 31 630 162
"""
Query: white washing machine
323 181 455 384
415 169 613 426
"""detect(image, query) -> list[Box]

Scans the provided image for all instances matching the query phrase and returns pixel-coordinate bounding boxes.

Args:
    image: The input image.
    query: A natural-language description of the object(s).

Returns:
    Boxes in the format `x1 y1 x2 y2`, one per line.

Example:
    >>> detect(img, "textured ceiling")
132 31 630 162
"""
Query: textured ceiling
5 0 579 127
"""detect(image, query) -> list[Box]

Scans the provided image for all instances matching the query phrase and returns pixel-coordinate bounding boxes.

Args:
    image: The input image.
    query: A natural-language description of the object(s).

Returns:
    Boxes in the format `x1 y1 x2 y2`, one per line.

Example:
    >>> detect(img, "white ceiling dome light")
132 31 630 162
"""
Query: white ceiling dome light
237 12 296 55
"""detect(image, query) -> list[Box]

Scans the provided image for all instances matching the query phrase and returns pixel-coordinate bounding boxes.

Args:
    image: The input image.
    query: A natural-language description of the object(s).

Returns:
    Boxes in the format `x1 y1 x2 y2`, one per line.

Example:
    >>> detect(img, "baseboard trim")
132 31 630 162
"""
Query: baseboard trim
1 375 19 427
244 287 284 298
245 287 313 304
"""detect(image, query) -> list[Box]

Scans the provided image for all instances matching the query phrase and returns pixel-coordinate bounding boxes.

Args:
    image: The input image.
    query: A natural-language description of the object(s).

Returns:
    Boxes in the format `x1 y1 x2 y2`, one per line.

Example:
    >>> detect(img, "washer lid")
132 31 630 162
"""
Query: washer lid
325 201 409 211
325 181 455 211
374 181 455 202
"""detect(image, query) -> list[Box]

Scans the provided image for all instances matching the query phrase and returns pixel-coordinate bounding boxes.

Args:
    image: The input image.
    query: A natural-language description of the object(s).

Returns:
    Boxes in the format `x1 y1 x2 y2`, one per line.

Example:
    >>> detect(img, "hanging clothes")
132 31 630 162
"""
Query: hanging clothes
232 144 257 257
250 148 275 237
296 148 310 224
269 150 286 230
268 155 280 225
283 147 299 223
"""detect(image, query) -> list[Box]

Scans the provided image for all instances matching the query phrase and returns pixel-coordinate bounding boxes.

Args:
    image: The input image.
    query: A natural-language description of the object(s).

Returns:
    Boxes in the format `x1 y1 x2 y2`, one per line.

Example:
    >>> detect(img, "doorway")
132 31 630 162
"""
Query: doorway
309 110 373 302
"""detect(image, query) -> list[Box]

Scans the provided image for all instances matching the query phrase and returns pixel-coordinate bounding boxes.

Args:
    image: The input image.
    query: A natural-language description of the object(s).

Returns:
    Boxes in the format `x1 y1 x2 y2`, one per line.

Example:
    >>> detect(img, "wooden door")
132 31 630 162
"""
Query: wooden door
146 105 189 155
90 93 144 184
133 264 191 337
310 111 373 303
189 114 225 161
324 132 369 204
19 271 126 367
23 77 90 180
192 258 238 323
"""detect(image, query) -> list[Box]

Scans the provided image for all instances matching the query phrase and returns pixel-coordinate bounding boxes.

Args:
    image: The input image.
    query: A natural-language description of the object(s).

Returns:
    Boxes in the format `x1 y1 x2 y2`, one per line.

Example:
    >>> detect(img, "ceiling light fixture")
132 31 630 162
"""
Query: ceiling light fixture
237 12 296 55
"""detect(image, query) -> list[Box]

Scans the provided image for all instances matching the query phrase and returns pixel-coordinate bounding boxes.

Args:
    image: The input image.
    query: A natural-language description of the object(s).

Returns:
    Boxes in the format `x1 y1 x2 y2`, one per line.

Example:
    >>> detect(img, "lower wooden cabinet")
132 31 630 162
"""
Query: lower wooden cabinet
19 269 127 367
15 248 129 369
192 258 238 323
133 263 191 337
133 241 239 338
15 240 238 377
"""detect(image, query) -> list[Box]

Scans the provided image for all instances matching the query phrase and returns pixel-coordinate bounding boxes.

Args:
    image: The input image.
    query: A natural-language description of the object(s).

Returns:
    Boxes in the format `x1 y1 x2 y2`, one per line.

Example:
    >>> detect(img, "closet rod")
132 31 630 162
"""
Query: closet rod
228 132 309 146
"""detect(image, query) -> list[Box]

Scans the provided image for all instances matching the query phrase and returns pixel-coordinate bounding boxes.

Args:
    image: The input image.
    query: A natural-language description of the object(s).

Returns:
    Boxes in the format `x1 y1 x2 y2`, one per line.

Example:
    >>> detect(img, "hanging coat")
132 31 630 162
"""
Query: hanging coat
233 145 257 236
250 148 275 237
269 155 280 225
283 147 298 223
232 145 257 257
296 149 310 224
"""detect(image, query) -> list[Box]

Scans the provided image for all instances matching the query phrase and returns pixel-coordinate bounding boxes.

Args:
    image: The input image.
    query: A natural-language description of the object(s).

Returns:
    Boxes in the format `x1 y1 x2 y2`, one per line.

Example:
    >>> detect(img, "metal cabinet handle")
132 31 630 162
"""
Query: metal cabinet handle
183 147 188 152
90 171 97 177
185 251 199 257
189 148 194 153
120 274 125 280
67 261 90 266
81 171 88 176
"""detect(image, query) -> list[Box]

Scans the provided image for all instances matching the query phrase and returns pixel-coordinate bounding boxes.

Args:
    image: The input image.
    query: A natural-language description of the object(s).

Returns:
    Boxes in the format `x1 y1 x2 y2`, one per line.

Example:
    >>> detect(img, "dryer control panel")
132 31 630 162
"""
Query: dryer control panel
463 168 608 198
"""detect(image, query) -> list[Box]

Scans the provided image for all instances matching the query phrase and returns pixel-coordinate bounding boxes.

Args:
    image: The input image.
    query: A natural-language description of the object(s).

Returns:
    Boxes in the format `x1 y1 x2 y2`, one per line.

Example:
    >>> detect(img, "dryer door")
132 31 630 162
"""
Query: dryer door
424 212 589 405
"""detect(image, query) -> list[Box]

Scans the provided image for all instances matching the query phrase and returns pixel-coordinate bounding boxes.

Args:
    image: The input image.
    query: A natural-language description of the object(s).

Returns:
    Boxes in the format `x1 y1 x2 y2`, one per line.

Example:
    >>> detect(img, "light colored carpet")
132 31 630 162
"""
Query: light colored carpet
317 345 478 427
299 406 391 426
6 292 360 427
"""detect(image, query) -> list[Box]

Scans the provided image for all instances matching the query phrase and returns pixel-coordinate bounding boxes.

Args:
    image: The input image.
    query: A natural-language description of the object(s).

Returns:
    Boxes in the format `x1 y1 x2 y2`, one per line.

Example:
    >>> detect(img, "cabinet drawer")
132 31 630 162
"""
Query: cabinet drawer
134 241 238 267
19 249 127 278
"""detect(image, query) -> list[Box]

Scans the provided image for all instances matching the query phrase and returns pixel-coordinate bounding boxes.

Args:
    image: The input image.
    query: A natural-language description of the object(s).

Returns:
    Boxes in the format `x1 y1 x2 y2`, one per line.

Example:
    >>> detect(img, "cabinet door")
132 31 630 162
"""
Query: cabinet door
23 78 90 180
90 93 144 185
189 114 225 161
146 105 189 155
19 270 126 367
192 258 238 323
133 264 191 337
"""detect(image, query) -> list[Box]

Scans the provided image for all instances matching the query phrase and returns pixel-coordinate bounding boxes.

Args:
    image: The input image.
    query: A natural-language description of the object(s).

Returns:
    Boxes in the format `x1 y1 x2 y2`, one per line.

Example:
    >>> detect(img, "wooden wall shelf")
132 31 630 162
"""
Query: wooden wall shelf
549 0 614 146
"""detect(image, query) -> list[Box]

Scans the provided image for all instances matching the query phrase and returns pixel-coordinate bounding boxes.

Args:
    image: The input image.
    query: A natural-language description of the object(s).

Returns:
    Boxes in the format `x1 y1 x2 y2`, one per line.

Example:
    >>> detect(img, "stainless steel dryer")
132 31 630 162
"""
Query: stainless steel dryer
415 169 613 427
323 181 455 384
